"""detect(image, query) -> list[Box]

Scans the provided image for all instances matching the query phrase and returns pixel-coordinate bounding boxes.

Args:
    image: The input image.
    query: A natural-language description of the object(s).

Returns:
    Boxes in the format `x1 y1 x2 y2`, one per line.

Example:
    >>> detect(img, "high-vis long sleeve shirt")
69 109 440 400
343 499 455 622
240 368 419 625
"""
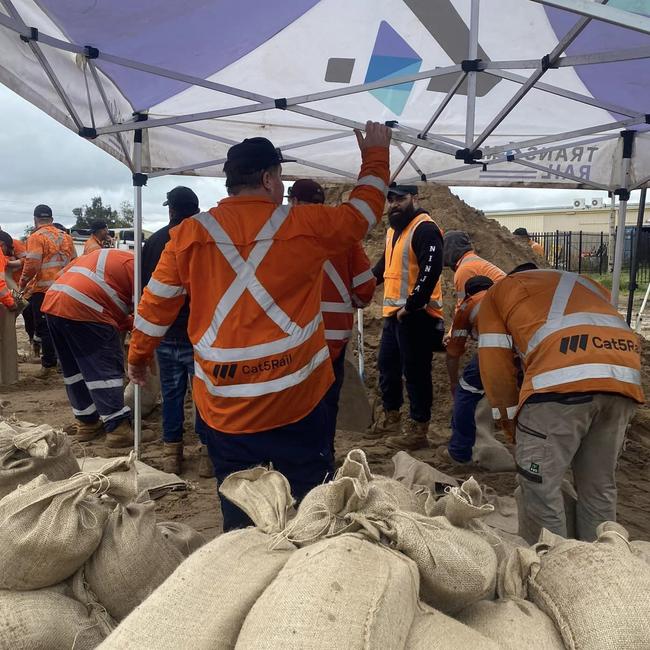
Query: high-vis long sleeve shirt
322 242 376 361
20 225 76 295
477 269 643 422
453 251 505 313
42 249 134 331
0 255 16 309
129 146 389 434
446 289 487 359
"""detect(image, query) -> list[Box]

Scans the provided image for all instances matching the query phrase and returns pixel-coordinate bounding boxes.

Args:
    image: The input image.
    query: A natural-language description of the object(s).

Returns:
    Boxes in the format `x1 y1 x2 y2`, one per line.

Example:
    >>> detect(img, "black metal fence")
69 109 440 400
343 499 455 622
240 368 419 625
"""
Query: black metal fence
530 228 650 286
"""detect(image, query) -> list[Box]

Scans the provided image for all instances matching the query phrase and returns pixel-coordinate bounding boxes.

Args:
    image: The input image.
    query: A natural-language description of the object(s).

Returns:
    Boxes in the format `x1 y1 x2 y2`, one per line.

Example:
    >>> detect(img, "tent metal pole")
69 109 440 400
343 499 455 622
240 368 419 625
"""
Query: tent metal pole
611 131 636 307
485 46 650 69
87 61 133 170
532 0 650 36
132 129 144 460
471 10 598 152
608 194 617 273
0 0 83 129
482 115 645 157
626 187 647 324
465 0 480 147
484 68 640 118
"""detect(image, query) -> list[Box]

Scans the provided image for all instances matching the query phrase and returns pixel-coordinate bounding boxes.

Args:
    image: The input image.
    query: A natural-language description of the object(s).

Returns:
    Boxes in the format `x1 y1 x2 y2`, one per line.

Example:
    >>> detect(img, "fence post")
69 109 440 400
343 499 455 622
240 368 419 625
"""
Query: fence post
626 187 648 325
578 230 583 274
599 231 604 275
568 232 572 272
554 230 559 269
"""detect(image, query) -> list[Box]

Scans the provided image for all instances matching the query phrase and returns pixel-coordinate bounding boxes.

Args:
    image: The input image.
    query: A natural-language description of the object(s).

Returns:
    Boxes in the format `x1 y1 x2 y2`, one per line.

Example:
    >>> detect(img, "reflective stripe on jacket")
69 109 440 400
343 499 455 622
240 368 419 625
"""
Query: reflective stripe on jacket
321 242 376 360
20 225 76 294
382 213 443 318
446 290 486 358
128 146 389 434
453 251 505 310
41 249 134 330
477 269 643 421
0 255 15 308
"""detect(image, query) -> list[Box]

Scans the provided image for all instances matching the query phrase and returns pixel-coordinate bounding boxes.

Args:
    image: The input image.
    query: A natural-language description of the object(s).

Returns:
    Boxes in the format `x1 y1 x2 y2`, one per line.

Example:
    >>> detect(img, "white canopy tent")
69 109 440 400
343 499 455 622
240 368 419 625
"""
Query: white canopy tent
1 0 649 452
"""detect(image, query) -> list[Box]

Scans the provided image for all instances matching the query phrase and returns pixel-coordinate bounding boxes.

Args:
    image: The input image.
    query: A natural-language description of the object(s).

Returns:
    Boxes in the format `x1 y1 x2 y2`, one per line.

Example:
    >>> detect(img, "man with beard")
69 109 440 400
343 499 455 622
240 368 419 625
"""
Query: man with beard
367 183 444 450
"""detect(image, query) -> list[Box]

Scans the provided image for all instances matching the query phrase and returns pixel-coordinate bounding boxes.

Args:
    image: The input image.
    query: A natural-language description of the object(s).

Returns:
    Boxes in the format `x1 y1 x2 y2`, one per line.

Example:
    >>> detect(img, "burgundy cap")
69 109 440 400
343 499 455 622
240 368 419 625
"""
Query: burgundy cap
288 179 325 204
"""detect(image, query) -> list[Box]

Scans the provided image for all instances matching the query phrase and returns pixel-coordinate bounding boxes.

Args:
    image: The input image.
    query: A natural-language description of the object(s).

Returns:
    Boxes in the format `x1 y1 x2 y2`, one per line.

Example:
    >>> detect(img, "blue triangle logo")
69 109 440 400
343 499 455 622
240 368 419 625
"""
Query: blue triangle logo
365 22 422 115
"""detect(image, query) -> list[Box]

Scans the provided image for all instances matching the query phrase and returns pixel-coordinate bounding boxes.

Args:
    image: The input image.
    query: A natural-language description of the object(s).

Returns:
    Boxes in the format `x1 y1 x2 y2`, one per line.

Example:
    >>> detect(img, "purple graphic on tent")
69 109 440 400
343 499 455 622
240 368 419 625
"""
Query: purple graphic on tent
544 6 650 118
364 21 422 115
37 0 320 110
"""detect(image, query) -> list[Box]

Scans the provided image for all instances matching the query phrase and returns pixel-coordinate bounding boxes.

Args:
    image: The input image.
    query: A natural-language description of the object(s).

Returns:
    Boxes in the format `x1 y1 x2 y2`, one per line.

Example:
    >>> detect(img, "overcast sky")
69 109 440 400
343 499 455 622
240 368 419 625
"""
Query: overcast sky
0 85 641 239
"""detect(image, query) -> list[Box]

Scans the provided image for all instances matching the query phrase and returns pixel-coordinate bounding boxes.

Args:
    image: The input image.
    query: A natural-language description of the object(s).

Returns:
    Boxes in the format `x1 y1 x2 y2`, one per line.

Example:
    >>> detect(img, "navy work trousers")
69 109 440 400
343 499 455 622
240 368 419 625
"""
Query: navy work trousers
378 311 443 423
449 354 484 463
201 398 334 532
46 314 130 432
29 292 57 367
322 345 347 453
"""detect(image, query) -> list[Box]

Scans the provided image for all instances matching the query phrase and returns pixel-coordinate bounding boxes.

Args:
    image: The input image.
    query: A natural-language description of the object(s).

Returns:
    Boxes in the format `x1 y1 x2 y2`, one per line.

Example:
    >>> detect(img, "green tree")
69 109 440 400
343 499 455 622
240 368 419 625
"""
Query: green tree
71 196 133 229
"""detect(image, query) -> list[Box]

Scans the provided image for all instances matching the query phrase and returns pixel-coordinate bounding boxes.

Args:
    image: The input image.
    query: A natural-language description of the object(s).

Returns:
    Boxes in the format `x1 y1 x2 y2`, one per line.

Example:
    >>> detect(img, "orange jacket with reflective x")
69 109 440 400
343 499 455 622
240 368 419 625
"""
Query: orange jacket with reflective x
129 146 389 434
452 251 505 313
321 242 376 361
42 249 134 331
20 225 76 295
477 269 644 422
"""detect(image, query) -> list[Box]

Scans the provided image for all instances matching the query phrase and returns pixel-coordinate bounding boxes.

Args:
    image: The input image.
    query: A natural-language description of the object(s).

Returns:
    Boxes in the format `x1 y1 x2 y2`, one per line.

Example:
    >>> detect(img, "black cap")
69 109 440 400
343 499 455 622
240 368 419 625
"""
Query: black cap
465 275 494 296
288 179 325 204
224 137 295 176
387 183 418 200
513 227 530 237
33 204 52 218
90 220 107 233
163 186 199 209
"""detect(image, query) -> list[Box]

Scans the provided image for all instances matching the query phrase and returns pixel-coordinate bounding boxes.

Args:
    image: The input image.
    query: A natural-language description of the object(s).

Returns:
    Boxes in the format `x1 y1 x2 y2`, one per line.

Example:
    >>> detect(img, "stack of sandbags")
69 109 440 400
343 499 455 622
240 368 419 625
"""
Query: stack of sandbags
503 523 650 649
124 355 160 416
0 418 80 499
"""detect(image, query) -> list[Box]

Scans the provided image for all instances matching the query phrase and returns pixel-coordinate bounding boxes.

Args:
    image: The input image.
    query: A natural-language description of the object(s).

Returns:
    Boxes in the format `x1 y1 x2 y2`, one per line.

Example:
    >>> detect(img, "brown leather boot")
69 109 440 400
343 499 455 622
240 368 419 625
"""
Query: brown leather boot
71 419 104 443
385 419 430 451
198 445 214 478
35 366 57 380
163 442 183 475
365 409 401 439
105 421 156 448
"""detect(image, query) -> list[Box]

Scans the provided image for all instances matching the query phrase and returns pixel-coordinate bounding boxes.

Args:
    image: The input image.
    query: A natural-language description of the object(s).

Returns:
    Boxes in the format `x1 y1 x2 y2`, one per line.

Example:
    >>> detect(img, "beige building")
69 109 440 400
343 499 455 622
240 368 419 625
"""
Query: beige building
485 199 644 234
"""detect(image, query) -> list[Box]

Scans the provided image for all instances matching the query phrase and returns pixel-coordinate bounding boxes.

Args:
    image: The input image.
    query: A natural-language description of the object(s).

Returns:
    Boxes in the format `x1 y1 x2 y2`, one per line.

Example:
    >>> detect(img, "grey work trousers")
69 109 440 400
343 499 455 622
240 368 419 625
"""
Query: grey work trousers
515 393 636 542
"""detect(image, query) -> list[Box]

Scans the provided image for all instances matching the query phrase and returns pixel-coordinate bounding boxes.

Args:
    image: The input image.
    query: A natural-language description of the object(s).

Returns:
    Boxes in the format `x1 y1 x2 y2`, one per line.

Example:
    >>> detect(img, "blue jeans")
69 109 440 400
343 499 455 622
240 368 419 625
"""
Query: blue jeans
156 339 200 444
449 354 484 463
200 398 334 532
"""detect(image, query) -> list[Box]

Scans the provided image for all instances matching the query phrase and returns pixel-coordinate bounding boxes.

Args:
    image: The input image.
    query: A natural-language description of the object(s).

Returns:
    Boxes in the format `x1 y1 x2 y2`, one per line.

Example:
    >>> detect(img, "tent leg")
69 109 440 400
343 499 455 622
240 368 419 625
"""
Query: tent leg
132 129 143 460
608 193 616 273
611 131 636 307
465 0 480 146
356 308 365 381
626 187 648 324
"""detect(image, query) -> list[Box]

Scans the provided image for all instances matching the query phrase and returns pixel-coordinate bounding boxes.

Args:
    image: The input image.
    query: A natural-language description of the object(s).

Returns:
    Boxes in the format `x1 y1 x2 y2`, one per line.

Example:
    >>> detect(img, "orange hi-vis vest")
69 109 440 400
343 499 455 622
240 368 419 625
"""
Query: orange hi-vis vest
321 243 376 361
41 249 134 331
477 269 644 422
446 289 487 359
129 147 389 434
453 251 505 311
20 225 76 294
382 213 443 319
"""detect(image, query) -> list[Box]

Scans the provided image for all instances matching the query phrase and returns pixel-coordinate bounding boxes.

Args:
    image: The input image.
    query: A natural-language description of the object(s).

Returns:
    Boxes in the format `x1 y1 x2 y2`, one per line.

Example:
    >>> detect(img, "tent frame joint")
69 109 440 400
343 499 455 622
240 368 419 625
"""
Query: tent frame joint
455 147 483 164
132 172 148 187
614 188 631 201
274 98 287 110
19 26 37 43
620 129 636 158
461 58 482 72
84 45 99 59
78 126 97 139
540 53 552 71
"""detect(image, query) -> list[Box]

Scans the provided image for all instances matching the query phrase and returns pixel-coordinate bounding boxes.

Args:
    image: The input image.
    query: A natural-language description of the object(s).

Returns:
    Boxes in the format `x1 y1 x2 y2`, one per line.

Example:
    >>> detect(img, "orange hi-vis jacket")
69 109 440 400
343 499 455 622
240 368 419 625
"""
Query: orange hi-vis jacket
446 289 488 359
382 213 443 319
477 269 644 422
453 251 505 312
0 255 15 308
129 147 389 434
20 225 76 295
83 234 103 255
322 243 376 361
9 238 26 287
41 249 134 331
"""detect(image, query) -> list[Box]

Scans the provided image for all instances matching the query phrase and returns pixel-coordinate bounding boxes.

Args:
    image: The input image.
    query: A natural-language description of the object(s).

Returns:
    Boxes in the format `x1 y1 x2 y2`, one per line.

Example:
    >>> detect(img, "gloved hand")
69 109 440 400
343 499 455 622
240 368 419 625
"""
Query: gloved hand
498 418 516 443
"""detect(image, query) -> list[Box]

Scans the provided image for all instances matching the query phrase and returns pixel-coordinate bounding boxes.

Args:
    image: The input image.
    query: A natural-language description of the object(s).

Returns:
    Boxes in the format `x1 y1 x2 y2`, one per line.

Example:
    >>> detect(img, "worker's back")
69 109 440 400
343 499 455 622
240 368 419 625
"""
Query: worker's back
42 248 133 330
23 225 76 293
478 269 643 406
454 251 505 304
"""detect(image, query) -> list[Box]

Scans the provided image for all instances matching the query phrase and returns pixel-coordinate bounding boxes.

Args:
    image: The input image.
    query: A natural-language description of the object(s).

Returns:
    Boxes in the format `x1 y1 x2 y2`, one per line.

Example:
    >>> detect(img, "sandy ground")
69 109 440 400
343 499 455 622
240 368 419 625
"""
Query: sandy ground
4 183 649 541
